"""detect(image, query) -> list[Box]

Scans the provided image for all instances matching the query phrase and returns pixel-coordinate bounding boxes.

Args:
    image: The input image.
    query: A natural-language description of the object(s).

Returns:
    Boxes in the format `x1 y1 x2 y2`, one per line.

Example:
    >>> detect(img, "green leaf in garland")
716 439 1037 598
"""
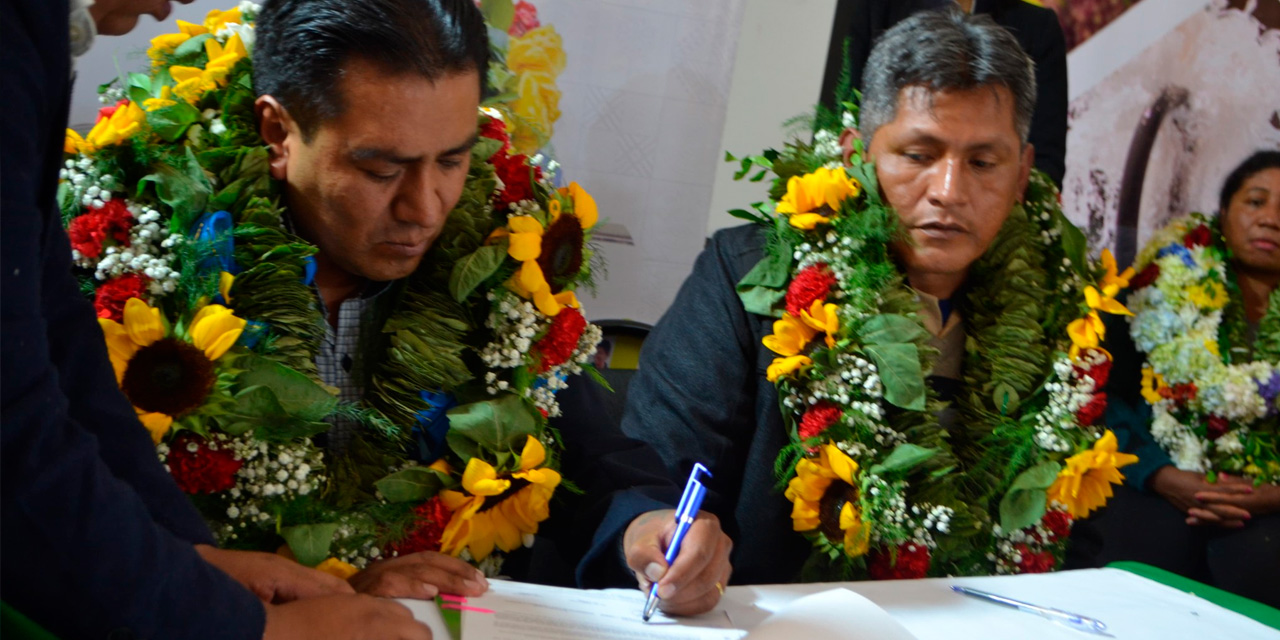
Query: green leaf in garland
998 461 1061 532
238 356 338 422
281 523 340 568
480 0 515 32
857 314 929 346
126 72 152 105
471 136 504 163
868 443 937 477
136 146 211 229
444 395 537 464
863 343 925 411
1058 211 1089 271
375 467 447 503
172 33 214 61
737 241 793 317
449 240 509 302
147 101 201 142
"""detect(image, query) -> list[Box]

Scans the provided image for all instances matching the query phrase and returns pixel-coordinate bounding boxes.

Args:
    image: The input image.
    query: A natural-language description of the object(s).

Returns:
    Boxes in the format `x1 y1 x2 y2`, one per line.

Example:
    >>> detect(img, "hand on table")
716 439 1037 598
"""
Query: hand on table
1150 467 1279 527
263 594 432 640
623 509 733 617
348 550 488 600
195 544 354 603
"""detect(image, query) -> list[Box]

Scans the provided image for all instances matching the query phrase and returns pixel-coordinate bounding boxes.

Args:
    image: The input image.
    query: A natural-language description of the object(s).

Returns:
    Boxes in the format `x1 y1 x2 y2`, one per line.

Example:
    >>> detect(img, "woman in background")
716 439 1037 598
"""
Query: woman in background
1069 150 1280 607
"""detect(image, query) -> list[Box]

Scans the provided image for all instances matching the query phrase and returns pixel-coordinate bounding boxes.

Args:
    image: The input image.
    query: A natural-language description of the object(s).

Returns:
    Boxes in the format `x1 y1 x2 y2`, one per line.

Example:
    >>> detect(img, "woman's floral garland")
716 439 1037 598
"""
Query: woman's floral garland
1127 214 1280 483
731 112 1136 580
61 3 601 576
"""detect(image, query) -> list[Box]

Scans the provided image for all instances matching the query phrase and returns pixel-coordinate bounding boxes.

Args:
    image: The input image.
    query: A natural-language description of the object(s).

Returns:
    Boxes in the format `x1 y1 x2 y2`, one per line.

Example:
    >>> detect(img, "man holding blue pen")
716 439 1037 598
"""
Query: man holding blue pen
601 8 1045 593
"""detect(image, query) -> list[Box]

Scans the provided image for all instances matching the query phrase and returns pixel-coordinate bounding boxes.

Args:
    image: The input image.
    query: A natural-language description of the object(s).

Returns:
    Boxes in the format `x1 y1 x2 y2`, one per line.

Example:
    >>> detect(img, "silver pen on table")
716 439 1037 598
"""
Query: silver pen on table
951 585 1110 636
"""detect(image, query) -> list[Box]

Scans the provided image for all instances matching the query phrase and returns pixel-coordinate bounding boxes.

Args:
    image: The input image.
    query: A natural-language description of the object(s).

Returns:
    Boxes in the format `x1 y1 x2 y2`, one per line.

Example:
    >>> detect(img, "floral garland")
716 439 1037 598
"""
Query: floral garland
730 111 1136 580
61 3 601 575
481 0 566 155
1127 214 1280 483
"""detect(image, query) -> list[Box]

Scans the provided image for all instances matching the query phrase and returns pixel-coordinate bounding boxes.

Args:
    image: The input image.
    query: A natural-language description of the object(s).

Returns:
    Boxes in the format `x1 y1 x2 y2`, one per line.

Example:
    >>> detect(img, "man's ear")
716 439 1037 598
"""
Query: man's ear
1017 142 1035 201
839 127 860 166
256 95 294 180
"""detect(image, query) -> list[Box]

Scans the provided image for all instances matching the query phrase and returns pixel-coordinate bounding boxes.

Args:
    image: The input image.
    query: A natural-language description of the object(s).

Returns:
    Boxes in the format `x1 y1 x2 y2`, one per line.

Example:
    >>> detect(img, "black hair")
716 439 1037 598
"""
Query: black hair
253 0 489 139
860 8 1036 144
1219 150 1280 215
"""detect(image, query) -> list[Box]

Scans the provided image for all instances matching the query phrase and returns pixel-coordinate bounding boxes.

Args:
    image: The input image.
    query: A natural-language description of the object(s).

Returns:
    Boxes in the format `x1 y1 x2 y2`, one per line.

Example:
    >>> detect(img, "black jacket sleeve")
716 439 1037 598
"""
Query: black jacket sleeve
1 2 266 637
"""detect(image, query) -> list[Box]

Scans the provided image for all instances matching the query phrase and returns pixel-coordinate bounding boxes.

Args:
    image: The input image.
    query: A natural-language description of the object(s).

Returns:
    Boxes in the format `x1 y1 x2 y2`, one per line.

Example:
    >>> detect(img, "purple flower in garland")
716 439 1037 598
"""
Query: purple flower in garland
1257 371 1280 418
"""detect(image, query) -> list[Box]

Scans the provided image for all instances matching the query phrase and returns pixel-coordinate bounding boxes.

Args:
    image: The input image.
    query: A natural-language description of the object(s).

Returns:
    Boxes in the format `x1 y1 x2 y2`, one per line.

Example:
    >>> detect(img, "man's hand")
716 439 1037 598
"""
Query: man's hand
195 545 354 603
622 509 732 617
348 551 488 600
1149 467 1270 527
263 594 431 640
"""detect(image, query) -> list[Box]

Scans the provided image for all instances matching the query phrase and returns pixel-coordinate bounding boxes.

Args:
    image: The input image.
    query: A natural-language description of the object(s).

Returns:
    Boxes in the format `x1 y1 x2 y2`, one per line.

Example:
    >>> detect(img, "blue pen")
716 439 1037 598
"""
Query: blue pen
951 585 1109 635
642 463 711 621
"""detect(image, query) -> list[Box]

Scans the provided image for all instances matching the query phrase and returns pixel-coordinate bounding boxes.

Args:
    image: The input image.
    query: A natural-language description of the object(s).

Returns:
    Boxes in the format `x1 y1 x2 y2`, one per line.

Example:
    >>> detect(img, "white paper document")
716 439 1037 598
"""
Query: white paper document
460 580 746 640
742 589 917 640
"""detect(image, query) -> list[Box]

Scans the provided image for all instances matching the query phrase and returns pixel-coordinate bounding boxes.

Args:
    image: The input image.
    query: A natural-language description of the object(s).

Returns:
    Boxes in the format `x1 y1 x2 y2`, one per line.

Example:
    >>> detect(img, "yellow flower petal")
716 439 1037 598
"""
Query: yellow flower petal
508 233 543 262
788 213 831 230
533 287 563 317
461 457 510 497
519 435 546 471
508 215 545 235
137 410 173 444
821 444 859 486
188 304 246 361
314 558 359 580
839 502 870 557
564 182 598 228
553 290 580 310
99 317 139 384
122 298 165 347
766 355 812 382
219 271 235 304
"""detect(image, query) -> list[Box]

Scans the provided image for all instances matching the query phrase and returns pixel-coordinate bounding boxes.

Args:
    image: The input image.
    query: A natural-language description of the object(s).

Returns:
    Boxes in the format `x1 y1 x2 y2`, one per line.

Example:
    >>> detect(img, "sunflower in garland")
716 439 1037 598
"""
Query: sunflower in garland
438 435 562 560
99 298 246 443
784 443 870 557
505 182 598 316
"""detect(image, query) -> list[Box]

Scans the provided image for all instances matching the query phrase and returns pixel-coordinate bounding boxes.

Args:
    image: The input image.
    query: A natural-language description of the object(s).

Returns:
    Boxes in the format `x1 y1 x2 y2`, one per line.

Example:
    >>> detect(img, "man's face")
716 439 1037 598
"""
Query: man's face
1222 167 1280 276
866 85 1033 287
89 0 186 35
266 58 481 283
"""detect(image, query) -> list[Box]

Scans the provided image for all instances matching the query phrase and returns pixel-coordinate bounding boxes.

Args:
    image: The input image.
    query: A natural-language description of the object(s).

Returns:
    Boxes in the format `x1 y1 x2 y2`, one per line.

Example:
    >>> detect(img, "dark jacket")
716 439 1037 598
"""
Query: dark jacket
615 225 810 584
1 1 265 637
824 0 1068 186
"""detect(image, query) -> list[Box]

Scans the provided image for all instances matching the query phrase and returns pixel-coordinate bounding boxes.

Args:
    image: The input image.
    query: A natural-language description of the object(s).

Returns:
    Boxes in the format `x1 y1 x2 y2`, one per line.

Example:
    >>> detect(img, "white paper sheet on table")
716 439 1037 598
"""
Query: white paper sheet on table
458 580 745 640
408 568 1277 640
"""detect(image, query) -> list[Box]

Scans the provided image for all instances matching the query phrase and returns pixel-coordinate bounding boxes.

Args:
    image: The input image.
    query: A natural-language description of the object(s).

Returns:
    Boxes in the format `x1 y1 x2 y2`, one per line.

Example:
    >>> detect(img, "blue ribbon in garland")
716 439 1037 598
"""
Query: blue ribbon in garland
190 210 239 276
412 390 456 463
302 255 317 286
532 372 569 394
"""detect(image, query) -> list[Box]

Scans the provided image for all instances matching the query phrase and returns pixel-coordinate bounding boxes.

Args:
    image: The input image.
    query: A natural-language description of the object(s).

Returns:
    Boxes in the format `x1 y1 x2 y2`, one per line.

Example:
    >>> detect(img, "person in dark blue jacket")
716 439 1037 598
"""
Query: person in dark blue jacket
0 1 432 637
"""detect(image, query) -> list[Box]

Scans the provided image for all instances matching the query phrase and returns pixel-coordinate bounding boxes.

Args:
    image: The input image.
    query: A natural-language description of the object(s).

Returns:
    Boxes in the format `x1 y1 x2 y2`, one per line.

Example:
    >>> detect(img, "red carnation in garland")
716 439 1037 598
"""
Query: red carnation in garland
94 273 149 321
508 0 541 37
1075 392 1107 427
68 199 134 259
1183 224 1213 248
798 402 842 441
1015 544 1057 574
1163 383 1198 405
1040 509 1073 542
166 434 243 495
867 543 931 580
96 99 128 124
1206 415 1230 441
491 149 543 210
1086 358 1112 388
1129 263 1160 290
390 497 451 556
535 307 587 373
785 264 837 316
479 115 511 152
